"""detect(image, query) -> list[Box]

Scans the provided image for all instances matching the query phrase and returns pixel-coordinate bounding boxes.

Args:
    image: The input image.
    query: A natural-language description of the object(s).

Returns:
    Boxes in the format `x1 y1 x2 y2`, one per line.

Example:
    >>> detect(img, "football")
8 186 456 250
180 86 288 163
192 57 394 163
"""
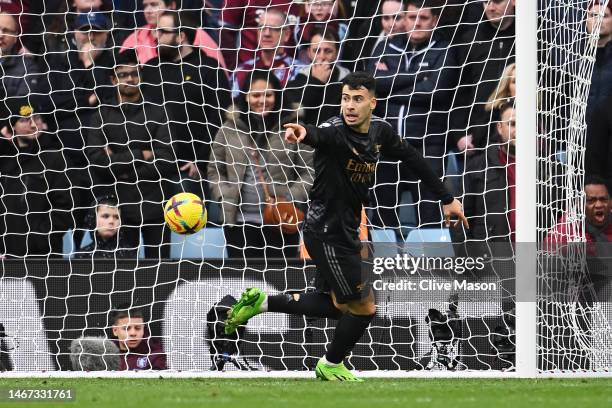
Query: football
163 192 207 234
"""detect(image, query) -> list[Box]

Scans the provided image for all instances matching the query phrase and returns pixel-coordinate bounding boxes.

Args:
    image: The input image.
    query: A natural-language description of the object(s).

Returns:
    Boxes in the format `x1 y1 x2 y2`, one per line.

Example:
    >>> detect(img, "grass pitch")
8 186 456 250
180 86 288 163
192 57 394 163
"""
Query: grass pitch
0 378 610 408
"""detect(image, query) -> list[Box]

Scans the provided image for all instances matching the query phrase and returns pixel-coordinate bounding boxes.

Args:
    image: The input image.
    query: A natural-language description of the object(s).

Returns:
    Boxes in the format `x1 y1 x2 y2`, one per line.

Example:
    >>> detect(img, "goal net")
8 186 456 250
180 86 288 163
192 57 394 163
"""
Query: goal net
0 0 610 375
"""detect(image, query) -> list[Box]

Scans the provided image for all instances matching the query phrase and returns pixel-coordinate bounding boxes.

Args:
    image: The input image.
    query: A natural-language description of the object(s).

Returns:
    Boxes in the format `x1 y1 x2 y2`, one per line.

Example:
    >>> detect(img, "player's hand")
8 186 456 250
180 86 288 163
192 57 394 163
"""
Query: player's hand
283 123 307 144
443 198 469 229
142 150 154 161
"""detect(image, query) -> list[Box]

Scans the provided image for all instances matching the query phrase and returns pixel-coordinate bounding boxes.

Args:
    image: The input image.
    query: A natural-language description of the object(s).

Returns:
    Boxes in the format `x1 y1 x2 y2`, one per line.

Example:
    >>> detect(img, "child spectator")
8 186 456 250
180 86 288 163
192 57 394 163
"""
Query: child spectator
110 305 167 370
76 196 138 259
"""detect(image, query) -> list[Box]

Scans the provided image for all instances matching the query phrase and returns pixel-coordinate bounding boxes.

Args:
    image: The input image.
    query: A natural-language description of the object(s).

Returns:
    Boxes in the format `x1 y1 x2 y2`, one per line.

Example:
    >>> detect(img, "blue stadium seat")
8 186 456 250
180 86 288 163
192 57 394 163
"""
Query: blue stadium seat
404 228 454 258
62 231 74 258
370 228 399 258
555 150 567 164
399 191 417 229
445 150 463 196
170 227 227 259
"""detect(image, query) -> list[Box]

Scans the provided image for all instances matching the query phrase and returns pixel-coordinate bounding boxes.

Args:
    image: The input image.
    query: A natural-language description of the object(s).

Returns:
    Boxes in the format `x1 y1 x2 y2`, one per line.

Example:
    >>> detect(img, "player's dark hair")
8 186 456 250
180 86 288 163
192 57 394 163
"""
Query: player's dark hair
110 303 144 325
342 72 377 95
584 175 609 191
404 0 442 17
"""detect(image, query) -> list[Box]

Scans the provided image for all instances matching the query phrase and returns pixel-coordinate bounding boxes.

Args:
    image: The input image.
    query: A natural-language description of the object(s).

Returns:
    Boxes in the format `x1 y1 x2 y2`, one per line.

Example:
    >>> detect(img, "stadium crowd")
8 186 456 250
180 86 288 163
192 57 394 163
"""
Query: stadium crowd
0 0 609 261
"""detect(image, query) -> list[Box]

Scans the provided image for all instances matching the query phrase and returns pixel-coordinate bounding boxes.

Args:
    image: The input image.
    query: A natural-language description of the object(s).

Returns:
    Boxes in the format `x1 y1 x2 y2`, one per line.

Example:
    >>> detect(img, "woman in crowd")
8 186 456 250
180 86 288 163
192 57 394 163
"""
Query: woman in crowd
208 70 313 259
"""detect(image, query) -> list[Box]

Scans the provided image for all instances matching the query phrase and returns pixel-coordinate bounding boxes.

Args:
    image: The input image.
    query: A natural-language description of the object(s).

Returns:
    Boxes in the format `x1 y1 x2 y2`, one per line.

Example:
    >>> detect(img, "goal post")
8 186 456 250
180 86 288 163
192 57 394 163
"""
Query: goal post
515 0 538 378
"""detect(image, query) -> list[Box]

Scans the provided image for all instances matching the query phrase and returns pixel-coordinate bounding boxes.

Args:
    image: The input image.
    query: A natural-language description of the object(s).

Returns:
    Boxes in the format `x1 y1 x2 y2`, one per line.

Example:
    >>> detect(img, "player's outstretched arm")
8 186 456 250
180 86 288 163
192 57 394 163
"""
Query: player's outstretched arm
283 123 307 144
443 198 469 229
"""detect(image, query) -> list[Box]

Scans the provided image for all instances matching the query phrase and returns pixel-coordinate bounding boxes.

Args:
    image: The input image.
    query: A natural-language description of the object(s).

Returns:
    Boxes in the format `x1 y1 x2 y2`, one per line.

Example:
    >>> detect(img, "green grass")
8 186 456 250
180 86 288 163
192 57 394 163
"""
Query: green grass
0 378 611 408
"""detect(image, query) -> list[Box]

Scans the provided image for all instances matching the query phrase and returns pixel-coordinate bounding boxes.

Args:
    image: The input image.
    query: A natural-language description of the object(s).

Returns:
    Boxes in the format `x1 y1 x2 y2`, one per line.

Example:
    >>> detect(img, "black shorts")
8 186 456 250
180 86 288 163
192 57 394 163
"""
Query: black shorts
303 232 370 304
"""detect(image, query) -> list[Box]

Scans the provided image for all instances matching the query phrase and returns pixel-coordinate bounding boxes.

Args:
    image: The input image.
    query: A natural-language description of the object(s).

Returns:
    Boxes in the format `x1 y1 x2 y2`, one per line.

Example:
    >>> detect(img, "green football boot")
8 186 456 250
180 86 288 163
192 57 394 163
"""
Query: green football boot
224 288 267 335
315 358 364 382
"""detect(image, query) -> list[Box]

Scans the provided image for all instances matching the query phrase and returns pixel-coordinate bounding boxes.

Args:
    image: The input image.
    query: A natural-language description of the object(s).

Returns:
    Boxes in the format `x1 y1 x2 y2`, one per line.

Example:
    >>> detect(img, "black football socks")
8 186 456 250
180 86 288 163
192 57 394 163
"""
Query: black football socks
325 312 375 364
267 292 343 320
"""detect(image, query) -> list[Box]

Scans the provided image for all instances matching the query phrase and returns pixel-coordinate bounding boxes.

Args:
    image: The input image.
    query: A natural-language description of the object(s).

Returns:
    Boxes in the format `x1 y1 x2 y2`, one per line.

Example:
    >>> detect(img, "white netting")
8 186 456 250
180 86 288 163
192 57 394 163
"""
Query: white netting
537 0 612 372
0 0 609 375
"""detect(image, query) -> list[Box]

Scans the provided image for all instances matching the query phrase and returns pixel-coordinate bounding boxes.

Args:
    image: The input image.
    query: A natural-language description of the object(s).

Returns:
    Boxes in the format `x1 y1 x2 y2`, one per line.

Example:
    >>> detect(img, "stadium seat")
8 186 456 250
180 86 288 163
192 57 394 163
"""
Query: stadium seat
445 150 463 195
555 150 567 164
370 228 399 258
399 191 417 230
404 228 454 258
170 227 227 259
62 231 74 258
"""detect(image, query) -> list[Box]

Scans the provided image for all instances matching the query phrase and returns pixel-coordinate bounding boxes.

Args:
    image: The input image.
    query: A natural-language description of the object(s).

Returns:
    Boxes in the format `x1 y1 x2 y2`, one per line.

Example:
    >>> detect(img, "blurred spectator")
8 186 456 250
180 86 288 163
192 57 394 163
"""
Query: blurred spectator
371 0 459 228
454 0 515 154
0 99 71 257
0 1 32 44
46 10 115 250
468 63 516 150
586 1 612 124
141 10 231 199
293 0 347 63
586 92 612 194
43 1 116 55
451 101 516 250
0 12 48 101
545 175 612 246
219 0 299 70
120 0 227 69
110 305 167 370
337 0 379 69
231 8 301 97
436 0 486 41
287 28 349 126
208 71 313 259
75 195 138 259
85 49 178 259
356 0 406 71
